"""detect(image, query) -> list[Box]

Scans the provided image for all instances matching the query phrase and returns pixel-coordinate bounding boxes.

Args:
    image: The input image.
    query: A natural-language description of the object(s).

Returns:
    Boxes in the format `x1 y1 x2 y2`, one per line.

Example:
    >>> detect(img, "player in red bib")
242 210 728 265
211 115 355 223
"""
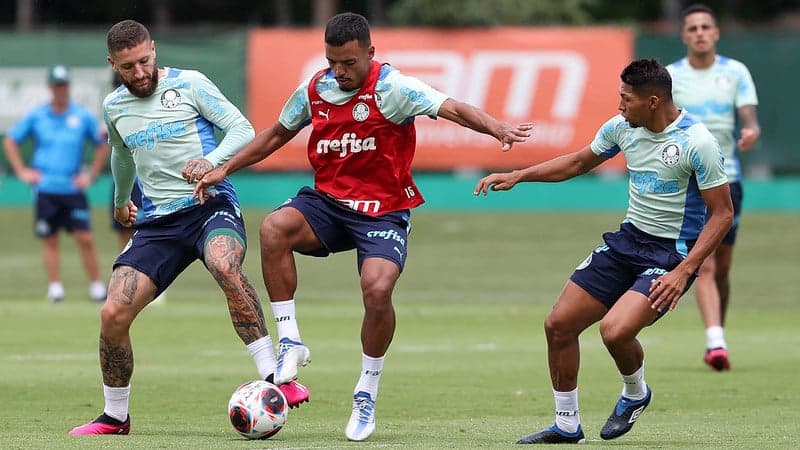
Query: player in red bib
195 12 532 441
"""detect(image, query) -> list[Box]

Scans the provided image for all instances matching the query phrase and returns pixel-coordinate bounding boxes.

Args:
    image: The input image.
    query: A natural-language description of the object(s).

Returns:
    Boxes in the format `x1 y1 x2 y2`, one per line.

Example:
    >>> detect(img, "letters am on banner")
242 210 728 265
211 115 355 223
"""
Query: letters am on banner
247 27 633 172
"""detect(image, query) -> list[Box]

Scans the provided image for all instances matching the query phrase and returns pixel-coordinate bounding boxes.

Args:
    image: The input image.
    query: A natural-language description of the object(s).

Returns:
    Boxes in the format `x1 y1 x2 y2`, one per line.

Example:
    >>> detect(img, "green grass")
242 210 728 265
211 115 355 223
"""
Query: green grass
0 208 798 448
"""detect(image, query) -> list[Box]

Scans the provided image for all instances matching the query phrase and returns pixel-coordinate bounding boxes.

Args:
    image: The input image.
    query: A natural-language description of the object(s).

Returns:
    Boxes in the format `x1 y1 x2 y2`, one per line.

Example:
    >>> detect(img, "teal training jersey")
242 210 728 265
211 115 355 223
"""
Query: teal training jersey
278 64 448 131
104 68 254 221
667 56 758 182
591 110 728 242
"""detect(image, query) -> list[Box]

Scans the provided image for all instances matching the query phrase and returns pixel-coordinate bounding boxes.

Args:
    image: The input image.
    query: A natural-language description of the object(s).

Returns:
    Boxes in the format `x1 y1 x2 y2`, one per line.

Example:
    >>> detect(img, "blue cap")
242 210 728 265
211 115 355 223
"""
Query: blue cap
47 65 70 85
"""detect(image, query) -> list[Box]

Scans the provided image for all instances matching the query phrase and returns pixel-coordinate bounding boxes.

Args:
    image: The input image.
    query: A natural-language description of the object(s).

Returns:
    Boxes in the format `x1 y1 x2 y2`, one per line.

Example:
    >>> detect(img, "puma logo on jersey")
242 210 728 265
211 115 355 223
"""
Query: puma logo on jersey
316 132 377 158
318 109 330 120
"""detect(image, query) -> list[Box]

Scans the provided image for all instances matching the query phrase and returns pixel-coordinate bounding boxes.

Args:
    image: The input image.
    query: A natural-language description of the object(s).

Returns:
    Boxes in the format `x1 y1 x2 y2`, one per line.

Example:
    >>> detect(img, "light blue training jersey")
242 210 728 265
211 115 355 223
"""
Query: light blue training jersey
104 68 254 222
7 102 103 194
591 110 728 244
278 64 448 131
667 56 758 182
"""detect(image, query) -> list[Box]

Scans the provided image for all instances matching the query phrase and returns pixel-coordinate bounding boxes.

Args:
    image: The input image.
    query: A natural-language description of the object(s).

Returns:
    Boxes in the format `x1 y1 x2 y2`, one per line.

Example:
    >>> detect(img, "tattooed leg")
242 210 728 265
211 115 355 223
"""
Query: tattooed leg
99 266 155 387
205 233 267 345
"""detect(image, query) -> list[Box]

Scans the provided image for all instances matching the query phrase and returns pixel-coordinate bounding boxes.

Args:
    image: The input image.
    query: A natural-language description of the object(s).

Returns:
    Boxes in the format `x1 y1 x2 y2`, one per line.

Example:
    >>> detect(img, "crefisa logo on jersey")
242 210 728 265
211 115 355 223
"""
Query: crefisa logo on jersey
660 143 680 167
160 89 182 108
352 102 370 122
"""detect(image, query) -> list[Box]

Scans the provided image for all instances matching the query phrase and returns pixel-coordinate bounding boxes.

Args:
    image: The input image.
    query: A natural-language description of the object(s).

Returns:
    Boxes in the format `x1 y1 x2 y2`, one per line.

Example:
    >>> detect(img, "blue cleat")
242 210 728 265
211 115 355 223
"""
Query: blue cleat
516 424 586 444
600 387 652 440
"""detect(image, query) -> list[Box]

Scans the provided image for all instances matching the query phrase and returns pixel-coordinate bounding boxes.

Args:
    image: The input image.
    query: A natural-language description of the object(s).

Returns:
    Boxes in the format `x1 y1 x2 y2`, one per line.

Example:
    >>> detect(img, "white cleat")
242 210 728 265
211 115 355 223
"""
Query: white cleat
274 338 311 384
47 283 65 304
89 281 107 303
345 391 376 442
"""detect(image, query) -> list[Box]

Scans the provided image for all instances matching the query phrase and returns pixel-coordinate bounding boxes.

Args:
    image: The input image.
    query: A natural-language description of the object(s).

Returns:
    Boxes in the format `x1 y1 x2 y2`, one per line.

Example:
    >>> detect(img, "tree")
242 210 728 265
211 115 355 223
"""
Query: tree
387 0 598 27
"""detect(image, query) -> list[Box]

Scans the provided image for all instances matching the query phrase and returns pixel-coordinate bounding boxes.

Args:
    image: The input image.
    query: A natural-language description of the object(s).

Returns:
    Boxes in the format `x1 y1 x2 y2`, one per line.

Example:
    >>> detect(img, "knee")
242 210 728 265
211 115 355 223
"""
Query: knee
599 320 630 348
699 259 716 278
361 279 394 312
259 213 293 251
100 302 133 336
544 312 577 346
74 232 94 248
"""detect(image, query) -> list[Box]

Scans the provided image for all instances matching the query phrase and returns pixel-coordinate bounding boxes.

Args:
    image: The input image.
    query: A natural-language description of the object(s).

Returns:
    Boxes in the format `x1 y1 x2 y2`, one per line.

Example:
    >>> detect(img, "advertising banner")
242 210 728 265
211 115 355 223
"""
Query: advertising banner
248 27 633 171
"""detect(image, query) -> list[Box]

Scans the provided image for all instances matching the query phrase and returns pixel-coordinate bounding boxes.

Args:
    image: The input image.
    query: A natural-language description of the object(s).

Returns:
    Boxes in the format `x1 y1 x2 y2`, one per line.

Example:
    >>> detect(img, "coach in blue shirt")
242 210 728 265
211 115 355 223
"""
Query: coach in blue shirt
4 64 109 303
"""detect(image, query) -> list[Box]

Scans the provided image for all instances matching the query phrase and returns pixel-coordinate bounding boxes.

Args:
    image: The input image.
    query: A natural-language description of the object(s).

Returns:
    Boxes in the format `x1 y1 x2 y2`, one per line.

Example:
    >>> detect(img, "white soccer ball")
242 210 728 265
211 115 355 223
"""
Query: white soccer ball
228 380 288 439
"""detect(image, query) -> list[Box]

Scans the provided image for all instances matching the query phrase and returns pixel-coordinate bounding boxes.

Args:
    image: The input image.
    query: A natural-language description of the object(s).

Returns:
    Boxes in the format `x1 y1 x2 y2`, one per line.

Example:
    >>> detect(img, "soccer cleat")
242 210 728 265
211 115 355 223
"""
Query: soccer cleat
69 413 130 436
89 281 107 303
47 284 65 303
278 380 310 409
345 391 376 442
515 424 586 444
600 387 652 440
704 347 731 371
274 337 311 384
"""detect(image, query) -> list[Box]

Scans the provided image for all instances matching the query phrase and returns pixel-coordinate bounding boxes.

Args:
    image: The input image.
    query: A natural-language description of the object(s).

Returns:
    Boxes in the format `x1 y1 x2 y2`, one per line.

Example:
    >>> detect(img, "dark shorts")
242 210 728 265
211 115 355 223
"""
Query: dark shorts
278 186 411 272
35 192 91 238
111 182 143 232
114 196 246 296
569 222 697 318
706 181 742 245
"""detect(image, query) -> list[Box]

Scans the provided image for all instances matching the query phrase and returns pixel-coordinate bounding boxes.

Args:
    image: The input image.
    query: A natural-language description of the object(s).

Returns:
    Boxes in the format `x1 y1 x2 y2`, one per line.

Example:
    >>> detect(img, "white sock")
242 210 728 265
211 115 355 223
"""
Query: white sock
621 364 647 400
353 353 385 400
270 299 301 342
246 336 277 380
706 326 727 349
103 384 130 422
553 388 580 433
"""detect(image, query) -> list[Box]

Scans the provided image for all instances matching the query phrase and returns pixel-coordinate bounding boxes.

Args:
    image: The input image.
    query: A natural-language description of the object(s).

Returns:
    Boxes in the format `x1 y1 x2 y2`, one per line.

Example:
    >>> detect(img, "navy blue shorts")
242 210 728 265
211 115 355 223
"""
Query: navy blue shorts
35 192 91 238
707 181 742 245
278 186 411 272
114 196 247 296
111 182 143 232
569 222 697 316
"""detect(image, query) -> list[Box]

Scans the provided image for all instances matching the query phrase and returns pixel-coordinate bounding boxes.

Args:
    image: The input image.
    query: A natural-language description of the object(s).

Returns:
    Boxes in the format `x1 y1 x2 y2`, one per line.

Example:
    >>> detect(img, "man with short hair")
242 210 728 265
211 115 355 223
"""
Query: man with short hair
667 3 761 371
475 59 733 444
4 64 108 303
195 12 532 442
68 19 307 436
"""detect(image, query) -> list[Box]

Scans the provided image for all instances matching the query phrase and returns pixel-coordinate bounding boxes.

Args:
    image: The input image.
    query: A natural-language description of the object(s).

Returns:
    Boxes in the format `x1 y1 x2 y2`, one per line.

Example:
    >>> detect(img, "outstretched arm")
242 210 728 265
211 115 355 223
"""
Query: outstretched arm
473 146 606 195
193 121 299 202
436 98 532 151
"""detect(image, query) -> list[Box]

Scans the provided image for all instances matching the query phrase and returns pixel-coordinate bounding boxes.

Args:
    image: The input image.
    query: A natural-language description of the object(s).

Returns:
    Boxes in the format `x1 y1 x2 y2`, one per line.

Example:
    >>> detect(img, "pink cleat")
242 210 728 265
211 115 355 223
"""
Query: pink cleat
69 414 130 435
279 380 310 409
704 347 731 371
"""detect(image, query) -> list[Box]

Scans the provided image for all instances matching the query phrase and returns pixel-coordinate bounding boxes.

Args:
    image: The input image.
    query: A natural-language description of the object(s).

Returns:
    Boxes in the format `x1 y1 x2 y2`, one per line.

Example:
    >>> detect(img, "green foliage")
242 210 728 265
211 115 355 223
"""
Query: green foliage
387 0 598 26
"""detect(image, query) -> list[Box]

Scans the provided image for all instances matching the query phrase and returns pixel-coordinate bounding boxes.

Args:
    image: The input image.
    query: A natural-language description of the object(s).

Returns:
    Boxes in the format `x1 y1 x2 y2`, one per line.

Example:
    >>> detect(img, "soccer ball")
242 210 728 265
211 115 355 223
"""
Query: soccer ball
228 380 288 439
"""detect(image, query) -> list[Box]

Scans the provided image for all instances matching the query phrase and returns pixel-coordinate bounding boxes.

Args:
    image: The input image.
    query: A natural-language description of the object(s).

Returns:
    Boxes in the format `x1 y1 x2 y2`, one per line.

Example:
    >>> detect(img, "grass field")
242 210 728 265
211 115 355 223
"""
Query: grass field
0 208 798 449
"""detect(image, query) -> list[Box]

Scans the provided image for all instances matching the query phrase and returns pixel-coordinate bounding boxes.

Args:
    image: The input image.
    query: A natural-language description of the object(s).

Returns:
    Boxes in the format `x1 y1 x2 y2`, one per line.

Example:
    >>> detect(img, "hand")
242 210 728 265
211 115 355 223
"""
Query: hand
181 158 214 183
113 201 138 227
473 171 520 196
498 122 534 151
193 168 225 205
647 271 690 313
737 128 759 152
73 173 93 189
18 167 41 185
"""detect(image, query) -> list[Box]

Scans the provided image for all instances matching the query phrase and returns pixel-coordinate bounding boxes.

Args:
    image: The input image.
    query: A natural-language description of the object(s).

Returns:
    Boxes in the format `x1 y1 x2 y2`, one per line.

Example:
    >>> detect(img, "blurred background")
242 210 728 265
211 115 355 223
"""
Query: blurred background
1 0 798 210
